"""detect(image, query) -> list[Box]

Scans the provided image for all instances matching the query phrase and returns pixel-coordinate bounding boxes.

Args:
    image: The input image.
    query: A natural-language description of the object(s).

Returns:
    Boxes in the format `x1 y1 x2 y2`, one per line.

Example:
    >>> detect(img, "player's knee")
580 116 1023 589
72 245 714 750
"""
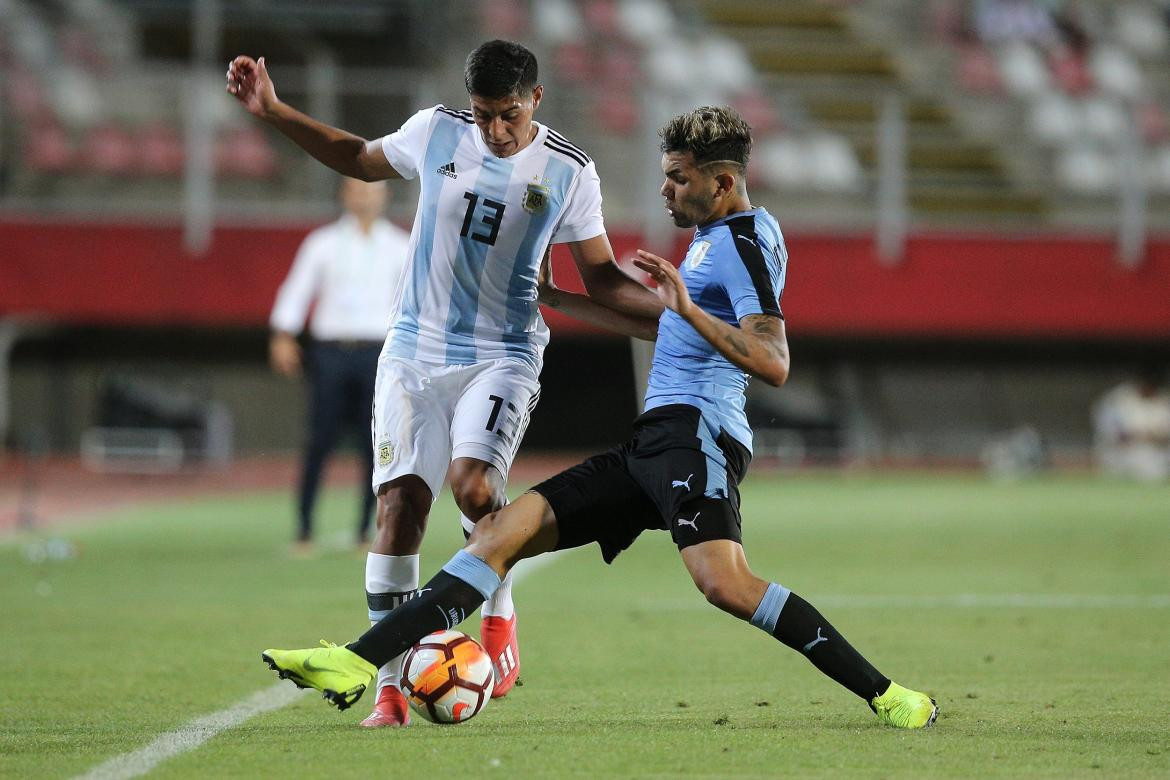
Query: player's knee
450 477 499 520
374 478 430 535
694 576 741 615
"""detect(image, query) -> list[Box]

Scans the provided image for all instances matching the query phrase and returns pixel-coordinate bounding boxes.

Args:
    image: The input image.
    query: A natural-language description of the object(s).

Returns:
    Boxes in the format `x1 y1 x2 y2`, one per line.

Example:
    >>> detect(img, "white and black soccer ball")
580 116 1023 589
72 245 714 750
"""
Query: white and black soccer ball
401 629 495 724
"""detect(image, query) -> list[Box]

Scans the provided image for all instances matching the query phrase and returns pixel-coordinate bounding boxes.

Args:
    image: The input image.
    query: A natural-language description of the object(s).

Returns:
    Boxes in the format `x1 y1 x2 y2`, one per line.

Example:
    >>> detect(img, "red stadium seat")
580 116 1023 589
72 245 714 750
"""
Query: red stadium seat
216 125 279 179
583 0 619 37
732 89 782 136
23 119 76 174
1049 48 1093 95
554 42 593 84
79 122 136 176
594 91 638 135
138 122 185 177
480 0 528 38
956 44 1003 94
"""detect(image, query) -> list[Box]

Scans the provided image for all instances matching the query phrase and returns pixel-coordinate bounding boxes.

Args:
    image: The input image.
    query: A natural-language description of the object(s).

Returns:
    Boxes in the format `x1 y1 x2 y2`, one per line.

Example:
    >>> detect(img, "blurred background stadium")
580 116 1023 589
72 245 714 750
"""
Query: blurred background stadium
2 0 1169 500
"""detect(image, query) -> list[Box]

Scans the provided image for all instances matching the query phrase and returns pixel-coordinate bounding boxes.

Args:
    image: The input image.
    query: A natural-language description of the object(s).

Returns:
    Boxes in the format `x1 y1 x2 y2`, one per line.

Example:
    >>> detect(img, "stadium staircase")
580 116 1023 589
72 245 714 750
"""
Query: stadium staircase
698 0 1045 222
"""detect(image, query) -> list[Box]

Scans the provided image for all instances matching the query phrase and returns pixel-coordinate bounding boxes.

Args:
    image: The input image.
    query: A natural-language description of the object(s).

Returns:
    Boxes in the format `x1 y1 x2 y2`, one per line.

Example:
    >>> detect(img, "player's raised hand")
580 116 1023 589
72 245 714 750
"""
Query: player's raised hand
633 250 692 318
226 55 277 118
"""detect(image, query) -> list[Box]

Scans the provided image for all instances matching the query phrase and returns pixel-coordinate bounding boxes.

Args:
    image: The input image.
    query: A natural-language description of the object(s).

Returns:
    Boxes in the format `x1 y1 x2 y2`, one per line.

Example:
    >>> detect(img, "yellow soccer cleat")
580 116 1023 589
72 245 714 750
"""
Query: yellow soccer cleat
262 640 377 711
871 681 939 729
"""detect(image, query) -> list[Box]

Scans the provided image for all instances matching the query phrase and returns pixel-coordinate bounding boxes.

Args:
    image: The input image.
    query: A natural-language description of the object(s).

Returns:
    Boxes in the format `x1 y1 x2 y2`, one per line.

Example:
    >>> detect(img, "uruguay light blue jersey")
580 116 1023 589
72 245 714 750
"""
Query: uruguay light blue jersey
378 106 605 373
644 207 788 454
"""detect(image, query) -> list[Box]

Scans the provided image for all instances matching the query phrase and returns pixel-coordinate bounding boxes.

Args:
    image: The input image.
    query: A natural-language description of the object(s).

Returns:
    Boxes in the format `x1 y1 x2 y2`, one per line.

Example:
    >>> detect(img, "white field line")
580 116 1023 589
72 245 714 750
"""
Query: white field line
73 684 305 780
642 593 1170 611
72 550 566 780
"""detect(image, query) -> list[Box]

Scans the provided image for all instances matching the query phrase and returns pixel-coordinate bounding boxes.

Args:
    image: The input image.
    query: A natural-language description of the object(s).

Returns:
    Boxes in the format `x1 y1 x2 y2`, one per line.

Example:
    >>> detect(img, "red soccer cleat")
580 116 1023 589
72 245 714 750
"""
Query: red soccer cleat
359 684 410 728
481 614 520 698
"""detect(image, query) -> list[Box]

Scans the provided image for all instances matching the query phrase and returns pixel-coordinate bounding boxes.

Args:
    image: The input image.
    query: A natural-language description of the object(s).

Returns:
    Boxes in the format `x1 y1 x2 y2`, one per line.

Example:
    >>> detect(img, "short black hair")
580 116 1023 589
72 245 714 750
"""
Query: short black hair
659 106 753 171
464 40 539 99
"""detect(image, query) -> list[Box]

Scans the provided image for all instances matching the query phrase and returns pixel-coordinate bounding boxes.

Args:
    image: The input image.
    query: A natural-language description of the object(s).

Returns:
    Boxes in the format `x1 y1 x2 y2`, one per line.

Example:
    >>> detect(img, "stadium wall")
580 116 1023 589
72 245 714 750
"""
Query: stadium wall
3 219 1170 337
3 219 1169 458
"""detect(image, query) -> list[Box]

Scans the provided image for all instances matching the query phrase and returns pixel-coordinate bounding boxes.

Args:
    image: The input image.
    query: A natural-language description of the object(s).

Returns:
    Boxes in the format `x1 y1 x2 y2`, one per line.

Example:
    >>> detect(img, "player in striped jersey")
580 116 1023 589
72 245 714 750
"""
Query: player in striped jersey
228 40 661 727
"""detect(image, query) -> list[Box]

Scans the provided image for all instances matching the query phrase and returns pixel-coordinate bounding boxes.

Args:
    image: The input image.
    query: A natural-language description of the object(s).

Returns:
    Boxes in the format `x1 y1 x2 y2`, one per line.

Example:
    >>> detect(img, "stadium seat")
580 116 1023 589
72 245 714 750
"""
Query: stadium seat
216 125 279 179
732 89 782 136
533 0 582 45
1137 100 1169 144
1081 97 1128 144
617 0 675 41
583 0 620 37
957 44 1004 94
1114 2 1169 57
594 91 638 135
553 42 593 84
1089 45 1143 100
1029 91 1079 145
808 134 863 192
479 0 528 38
138 122 185 177
997 41 1051 96
22 119 76 174
756 136 814 190
1048 47 1093 95
79 122 137 176
1056 145 1116 193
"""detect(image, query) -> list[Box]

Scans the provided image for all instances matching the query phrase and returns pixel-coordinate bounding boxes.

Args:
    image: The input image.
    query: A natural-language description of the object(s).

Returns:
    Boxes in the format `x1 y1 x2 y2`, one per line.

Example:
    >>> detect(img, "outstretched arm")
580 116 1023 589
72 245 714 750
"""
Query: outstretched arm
633 249 789 386
538 249 659 341
566 235 665 320
226 56 399 182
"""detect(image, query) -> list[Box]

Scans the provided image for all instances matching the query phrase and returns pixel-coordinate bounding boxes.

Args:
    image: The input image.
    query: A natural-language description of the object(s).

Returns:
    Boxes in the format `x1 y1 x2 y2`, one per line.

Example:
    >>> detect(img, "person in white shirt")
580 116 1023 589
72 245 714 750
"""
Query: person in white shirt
1093 365 1170 481
228 40 662 728
269 177 410 553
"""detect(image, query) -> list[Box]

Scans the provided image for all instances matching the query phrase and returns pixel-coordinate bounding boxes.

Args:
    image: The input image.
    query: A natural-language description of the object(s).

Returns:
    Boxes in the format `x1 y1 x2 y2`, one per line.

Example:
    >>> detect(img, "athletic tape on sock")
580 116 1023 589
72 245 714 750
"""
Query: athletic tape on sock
750 582 791 634
441 550 502 601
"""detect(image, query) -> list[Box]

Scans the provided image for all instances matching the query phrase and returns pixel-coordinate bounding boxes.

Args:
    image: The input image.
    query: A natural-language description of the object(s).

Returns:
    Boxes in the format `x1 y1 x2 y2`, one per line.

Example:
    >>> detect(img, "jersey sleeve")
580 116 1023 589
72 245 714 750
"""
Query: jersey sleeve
719 222 785 320
377 106 438 180
270 228 329 333
550 160 605 244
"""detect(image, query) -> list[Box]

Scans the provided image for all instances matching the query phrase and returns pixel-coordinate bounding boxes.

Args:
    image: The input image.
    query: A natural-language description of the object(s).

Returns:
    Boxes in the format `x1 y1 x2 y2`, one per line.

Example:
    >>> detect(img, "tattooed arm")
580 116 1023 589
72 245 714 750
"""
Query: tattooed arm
633 249 789 386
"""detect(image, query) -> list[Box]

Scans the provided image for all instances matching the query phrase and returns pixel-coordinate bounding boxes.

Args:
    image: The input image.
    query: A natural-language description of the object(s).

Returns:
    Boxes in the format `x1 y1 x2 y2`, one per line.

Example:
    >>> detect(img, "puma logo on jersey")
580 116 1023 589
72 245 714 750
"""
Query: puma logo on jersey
437 161 458 179
735 233 758 247
677 512 701 532
671 474 693 490
803 627 828 652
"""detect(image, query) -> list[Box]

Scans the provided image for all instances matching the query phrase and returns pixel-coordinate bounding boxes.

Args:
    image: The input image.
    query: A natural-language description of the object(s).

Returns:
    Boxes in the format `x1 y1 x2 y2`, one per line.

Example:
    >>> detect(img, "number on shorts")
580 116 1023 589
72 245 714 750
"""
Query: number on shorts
485 394 520 445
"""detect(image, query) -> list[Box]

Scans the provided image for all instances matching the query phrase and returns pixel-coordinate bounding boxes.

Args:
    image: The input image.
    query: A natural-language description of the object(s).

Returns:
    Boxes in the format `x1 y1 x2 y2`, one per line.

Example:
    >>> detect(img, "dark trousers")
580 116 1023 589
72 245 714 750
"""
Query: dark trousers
297 341 380 543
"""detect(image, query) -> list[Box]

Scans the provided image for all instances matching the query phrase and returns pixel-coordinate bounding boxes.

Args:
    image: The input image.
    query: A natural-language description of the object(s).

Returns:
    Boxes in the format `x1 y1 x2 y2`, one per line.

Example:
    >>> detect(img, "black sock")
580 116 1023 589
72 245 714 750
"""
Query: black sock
772 592 890 702
347 571 485 668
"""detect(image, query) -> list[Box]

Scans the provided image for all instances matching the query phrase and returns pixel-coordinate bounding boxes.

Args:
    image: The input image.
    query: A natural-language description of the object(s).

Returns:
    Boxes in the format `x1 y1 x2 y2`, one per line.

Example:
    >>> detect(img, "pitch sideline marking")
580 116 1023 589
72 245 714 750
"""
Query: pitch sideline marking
72 551 567 780
645 593 1170 611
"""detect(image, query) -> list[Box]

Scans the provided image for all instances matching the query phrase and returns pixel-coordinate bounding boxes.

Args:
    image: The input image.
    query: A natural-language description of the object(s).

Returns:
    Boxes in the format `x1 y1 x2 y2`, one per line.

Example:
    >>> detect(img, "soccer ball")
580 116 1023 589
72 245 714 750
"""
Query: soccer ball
401 629 495 724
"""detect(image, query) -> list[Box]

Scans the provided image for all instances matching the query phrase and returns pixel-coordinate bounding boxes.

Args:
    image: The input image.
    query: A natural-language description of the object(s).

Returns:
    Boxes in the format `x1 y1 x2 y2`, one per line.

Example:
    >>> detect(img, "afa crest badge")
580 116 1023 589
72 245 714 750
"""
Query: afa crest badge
377 439 395 467
522 183 550 214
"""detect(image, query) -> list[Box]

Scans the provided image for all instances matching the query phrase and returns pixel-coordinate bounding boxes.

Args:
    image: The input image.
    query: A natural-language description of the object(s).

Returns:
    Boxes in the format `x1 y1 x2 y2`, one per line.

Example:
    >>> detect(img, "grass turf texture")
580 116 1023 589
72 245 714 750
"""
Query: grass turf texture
2 474 1169 778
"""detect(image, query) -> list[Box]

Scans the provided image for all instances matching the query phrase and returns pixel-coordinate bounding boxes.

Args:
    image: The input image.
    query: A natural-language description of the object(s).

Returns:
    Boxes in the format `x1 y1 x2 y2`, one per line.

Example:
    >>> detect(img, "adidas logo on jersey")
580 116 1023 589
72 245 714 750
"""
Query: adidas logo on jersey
437 161 458 179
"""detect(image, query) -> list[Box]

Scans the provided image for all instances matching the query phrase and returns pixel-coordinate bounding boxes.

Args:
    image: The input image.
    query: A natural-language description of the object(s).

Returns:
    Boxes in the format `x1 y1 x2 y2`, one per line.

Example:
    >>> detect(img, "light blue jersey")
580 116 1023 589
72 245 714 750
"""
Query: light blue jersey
378 106 605 373
644 207 788 455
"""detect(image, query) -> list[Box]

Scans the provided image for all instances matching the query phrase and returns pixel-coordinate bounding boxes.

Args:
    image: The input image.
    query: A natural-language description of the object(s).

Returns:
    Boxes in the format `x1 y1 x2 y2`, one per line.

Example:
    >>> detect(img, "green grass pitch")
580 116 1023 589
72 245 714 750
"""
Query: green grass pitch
3 473 1169 778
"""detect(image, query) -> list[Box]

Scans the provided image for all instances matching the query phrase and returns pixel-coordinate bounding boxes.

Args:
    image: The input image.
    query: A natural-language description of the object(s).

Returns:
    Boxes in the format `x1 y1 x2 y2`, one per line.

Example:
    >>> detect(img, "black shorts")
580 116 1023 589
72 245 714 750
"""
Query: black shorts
531 404 751 563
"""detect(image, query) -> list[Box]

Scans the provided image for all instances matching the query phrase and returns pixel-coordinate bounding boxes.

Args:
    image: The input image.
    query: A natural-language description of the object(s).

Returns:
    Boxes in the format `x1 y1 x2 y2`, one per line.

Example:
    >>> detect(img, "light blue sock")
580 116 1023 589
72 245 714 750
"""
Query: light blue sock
750 582 792 634
441 549 502 601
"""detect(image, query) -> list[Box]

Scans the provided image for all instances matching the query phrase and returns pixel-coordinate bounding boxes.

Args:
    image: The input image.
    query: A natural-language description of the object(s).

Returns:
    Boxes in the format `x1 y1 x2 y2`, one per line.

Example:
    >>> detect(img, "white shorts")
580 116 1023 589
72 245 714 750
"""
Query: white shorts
370 356 542 498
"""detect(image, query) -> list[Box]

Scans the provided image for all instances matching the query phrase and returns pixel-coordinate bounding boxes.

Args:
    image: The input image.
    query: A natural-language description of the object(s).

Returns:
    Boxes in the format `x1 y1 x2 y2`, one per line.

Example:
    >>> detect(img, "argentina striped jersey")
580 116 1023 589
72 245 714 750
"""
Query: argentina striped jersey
378 105 604 373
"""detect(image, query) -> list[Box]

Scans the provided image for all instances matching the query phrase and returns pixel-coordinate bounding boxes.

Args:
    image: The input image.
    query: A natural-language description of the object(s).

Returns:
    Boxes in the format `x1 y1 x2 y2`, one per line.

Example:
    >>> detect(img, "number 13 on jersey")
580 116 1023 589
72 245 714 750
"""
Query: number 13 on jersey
461 192 506 246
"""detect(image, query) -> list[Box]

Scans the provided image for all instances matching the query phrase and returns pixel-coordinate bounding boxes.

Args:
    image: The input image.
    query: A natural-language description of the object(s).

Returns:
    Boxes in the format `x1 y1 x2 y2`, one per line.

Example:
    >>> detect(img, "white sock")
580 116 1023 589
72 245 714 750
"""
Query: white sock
459 509 516 621
483 569 515 619
365 552 419 695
